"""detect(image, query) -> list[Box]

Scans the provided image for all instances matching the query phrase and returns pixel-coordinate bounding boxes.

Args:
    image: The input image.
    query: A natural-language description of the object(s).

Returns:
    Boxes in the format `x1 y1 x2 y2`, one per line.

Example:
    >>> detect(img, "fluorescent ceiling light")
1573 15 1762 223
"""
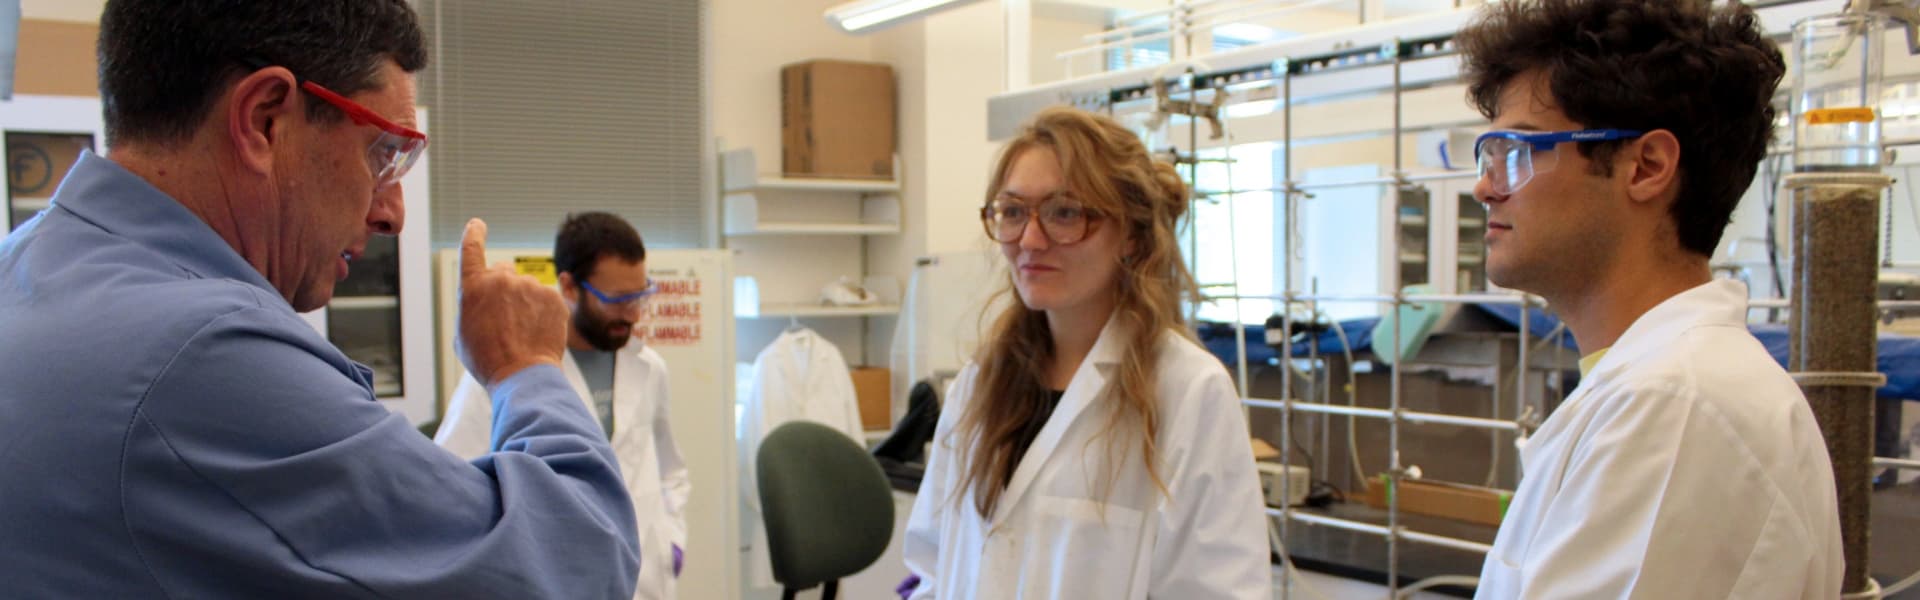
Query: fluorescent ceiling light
825 0 984 34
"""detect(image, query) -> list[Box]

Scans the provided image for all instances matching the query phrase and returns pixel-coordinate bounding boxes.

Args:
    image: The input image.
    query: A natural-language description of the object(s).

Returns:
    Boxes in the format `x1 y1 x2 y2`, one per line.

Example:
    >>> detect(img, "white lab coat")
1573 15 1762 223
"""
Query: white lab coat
1476 279 1843 599
739 327 866 587
436 346 691 600
902 317 1272 599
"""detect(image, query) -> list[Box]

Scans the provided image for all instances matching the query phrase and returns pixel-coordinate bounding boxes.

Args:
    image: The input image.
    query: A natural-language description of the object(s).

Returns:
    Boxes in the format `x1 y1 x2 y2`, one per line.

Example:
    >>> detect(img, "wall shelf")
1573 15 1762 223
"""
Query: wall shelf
721 148 900 194
732 275 903 319
722 187 902 237
720 145 904 371
724 222 900 236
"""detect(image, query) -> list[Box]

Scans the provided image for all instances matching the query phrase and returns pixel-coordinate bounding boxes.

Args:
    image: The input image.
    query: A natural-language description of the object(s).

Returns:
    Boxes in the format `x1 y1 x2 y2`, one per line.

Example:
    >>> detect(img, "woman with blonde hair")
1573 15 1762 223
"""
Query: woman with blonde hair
900 106 1271 599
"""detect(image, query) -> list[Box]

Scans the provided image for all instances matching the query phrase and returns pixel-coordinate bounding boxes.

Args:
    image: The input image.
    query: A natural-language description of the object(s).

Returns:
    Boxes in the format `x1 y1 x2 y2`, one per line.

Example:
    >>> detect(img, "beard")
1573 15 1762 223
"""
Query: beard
574 296 635 352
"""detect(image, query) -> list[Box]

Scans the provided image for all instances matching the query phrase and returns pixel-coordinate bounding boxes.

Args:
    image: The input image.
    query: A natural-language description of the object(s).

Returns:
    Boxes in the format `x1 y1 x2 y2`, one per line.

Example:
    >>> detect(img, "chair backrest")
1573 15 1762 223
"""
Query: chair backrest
756 420 895 588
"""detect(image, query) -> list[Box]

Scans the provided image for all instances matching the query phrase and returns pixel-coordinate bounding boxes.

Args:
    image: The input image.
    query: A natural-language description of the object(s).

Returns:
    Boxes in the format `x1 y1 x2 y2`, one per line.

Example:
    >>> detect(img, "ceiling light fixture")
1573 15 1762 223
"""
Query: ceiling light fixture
824 0 984 35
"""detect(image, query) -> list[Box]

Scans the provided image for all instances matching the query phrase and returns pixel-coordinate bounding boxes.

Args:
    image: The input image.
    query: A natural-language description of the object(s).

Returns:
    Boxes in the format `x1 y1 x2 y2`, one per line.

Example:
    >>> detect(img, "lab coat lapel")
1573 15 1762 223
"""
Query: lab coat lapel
612 345 651 436
559 350 597 421
994 315 1129 524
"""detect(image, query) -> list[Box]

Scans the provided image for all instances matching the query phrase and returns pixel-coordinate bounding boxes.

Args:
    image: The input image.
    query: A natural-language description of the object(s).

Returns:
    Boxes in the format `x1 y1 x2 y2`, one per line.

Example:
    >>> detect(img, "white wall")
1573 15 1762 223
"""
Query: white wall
710 0 885 366
922 3 1008 257
1029 3 1107 86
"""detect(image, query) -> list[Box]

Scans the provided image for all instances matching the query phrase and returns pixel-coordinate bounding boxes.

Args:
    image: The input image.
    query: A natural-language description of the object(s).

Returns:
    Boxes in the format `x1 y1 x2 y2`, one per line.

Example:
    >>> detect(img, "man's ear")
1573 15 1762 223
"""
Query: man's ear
226 67 300 175
558 271 579 304
1624 129 1681 208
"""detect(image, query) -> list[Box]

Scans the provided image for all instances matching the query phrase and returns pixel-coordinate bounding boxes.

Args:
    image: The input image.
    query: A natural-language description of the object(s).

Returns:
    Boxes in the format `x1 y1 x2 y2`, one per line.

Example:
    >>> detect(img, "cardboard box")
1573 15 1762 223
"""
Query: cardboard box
849 366 892 431
1362 475 1511 527
781 60 895 180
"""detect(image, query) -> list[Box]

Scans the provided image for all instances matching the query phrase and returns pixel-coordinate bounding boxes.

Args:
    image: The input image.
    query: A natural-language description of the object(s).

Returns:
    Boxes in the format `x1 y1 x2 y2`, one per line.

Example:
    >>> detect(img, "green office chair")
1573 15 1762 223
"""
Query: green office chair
756 421 894 600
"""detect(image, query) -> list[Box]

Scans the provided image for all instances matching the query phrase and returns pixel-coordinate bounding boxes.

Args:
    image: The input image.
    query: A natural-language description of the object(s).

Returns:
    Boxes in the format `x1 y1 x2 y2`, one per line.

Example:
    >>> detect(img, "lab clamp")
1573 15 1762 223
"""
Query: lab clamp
1793 2 1920 598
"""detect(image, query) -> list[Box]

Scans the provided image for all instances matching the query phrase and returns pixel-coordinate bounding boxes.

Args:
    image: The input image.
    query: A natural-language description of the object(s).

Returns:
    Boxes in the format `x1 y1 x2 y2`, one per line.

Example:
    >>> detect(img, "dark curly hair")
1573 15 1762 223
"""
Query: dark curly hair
554 212 647 284
1455 0 1785 256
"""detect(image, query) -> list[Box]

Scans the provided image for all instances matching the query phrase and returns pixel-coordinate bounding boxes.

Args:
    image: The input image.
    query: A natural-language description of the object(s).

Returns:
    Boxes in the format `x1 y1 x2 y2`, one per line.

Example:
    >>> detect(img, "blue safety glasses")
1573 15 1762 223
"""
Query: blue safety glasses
580 279 659 307
1474 129 1644 195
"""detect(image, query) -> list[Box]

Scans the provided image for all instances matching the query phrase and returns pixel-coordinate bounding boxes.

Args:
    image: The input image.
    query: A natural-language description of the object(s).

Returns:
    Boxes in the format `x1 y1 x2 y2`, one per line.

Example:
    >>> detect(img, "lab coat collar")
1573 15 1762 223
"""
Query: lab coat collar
1579 278 1749 382
50 152 279 299
994 311 1130 524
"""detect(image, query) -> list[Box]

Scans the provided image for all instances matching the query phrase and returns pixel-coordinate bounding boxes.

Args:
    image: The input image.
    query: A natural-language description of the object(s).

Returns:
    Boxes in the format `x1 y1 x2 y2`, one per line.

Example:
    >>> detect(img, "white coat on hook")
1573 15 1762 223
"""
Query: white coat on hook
902 317 1271 599
1475 280 1842 599
436 346 690 600
739 326 865 587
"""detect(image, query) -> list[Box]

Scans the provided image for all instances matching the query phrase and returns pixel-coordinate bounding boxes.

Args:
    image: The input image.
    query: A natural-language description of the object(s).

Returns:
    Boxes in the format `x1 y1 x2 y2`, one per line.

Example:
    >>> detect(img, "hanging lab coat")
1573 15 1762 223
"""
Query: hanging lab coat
1476 279 1842 599
739 327 867 587
437 345 691 600
902 317 1272 599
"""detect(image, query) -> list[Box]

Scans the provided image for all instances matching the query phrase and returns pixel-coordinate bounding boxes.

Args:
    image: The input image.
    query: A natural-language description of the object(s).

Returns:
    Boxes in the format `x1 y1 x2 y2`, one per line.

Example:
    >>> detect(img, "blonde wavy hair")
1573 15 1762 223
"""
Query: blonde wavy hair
954 106 1199 519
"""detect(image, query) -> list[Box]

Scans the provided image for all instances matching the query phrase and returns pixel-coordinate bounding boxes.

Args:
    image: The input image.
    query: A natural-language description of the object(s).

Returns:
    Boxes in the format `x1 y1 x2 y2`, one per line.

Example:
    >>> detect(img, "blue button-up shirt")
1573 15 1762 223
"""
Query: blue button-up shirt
0 153 639 598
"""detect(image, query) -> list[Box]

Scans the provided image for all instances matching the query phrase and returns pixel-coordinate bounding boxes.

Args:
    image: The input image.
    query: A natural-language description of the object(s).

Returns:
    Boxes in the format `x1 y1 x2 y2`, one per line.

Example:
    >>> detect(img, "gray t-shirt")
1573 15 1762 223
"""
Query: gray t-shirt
569 347 617 437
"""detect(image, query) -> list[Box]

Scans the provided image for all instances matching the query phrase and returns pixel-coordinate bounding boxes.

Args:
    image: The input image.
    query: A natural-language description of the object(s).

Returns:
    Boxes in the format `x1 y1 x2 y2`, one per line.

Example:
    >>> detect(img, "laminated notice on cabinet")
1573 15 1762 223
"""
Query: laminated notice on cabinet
513 256 559 286
642 267 704 347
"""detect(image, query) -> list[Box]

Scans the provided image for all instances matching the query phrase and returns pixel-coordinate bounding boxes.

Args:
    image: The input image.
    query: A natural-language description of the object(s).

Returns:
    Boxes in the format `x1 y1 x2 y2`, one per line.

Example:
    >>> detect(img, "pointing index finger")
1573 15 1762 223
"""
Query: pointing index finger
461 218 489 281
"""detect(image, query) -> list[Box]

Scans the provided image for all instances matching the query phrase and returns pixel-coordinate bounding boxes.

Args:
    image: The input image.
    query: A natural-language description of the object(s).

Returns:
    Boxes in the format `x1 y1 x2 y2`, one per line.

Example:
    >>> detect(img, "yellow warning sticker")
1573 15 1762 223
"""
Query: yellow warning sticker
1806 107 1877 125
513 256 558 286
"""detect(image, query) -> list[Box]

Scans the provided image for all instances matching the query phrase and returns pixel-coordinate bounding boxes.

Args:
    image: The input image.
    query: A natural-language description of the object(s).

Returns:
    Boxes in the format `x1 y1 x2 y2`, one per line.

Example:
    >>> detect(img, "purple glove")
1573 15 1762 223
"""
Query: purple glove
896 575 921 599
672 544 683 577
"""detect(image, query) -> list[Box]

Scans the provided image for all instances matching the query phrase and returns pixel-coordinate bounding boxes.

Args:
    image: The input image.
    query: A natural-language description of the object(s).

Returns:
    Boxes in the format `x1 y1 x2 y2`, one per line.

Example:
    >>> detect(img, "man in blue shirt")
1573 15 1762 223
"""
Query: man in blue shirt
0 1 640 598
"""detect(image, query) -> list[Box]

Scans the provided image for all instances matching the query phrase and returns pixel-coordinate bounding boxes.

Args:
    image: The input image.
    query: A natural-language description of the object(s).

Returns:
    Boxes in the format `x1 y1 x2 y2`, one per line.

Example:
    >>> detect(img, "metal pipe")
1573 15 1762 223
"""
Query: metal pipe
1245 398 1524 432
1387 44 1405 597
1204 292 1532 304
1199 172 1478 198
1875 456 1920 470
1406 410 1522 431
1057 29 1178 60
1277 60 1295 600
1402 528 1496 555
1186 66 1203 326
1272 509 1494 554
1282 293 1396 303
1284 508 1390 535
1750 298 1920 309
1313 172 1478 192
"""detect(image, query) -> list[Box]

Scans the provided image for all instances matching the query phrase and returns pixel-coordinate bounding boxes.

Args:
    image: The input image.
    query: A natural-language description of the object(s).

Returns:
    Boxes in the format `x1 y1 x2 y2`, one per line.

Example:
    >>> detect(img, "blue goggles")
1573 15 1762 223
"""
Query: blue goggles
1474 129 1644 195
580 279 659 307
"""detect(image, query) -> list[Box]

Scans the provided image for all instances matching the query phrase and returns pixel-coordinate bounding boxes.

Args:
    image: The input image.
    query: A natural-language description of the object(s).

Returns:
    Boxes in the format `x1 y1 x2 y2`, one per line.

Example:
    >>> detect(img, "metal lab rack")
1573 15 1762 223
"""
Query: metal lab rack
1006 1 1894 597
1193 36 1521 600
